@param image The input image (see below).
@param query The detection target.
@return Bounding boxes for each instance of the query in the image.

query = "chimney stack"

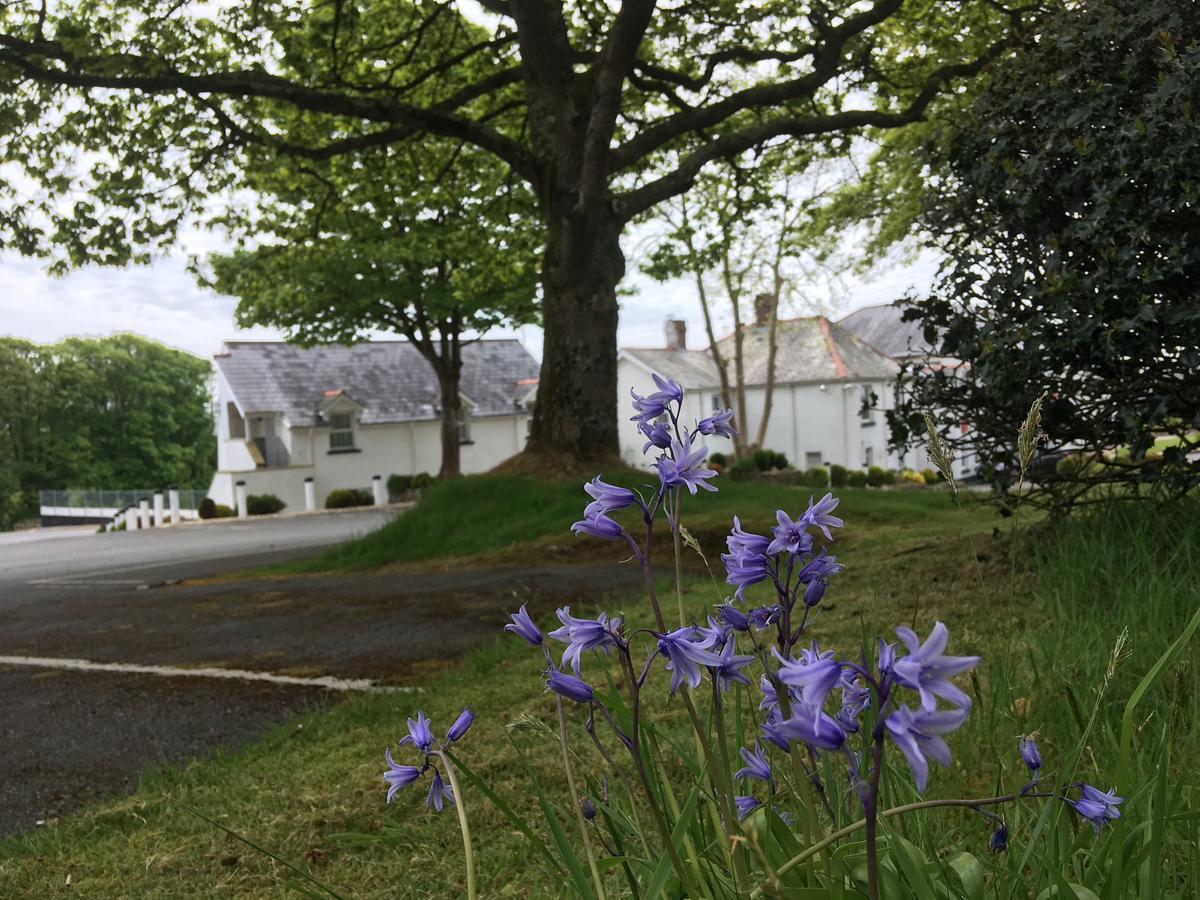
[754,293,774,328]
[664,318,687,351]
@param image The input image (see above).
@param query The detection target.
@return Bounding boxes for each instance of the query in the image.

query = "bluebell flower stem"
[554,695,608,900]
[712,678,752,897]
[864,727,886,900]
[434,753,476,900]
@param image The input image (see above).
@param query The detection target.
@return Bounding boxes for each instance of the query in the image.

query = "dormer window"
[329,412,356,451]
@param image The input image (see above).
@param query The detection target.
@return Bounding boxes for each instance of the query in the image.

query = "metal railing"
[39,489,209,511]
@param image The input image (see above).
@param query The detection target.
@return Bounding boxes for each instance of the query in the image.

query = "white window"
[860,386,876,425]
[457,407,472,444]
[712,394,721,412]
[329,413,355,451]
[806,452,823,469]
[865,445,875,467]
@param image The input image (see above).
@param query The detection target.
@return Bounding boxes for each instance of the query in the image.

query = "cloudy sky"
[0,238,939,361]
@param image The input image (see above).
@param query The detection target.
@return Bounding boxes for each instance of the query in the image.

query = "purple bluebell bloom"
[1020,736,1042,772]
[447,708,475,742]
[884,703,970,793]
[767,509,815,557]
[545,668,595,704]
[630,374,684,427]
[804,579,827,607]
[697,408,737,439]
[748,605,782,629]
[718,603,751,632]
[426,770,455,812]
[797,553,843,585]
[655,430,718,495]
[504,604,543,645]
[657,626,724,692]
[735,795,763,821]
[763,705,847,751]
[891,622,981,711]
[400,711,435,753]
[548,608,622,674]
[800,492,844,541]
[580,797,597,820]
[722,517,772,599]
[696,614,730,650]
[712,638,755,693]
[583,476,639,518]
[1065,784,1123,831]
[775,645,842,719]
[835,672,871,733]
[383,749,422,803]
[640,421,673,454]
[735,743,772,783]
[759,674,780,715]
[571,511,627,541]
[989,823,1009,853]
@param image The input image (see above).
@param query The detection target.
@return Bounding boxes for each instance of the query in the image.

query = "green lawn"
[1,479,1196,897]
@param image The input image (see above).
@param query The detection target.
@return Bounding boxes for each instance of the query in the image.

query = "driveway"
[0,510,642,838]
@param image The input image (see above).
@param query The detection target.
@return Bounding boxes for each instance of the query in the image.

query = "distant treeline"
[0,334,215,530]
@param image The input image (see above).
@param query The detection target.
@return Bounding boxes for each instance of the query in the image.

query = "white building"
[208,340,539,511]
[619,316,904,471]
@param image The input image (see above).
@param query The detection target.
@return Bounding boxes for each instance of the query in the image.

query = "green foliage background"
[0,333,215,529]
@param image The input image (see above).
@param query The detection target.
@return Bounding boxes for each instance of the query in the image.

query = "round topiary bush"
[729,458,758,481]
[866,465,887,487]
[197,497,217,520]
[214,503,236,518]
[922,468,940,484]
[709,451,728,468]
[847,470,869,487]
[412,472,435,490]
[246,493,286,516]
[325,488,374,509]
[830,464,848,487]
[803,466,828,488]
[387,474,413,500]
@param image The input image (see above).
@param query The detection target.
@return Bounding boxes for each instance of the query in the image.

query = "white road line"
[0,655,416,694]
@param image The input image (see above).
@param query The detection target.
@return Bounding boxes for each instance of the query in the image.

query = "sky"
[0,240,940,362]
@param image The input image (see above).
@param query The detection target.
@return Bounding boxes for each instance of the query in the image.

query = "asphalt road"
[0,511,641,838]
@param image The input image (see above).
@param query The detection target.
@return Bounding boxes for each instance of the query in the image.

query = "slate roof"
[837,303,935,359]
[622,317,898,387]
[215,340,539,427]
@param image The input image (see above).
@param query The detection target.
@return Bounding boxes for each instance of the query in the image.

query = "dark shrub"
[867,466,887,487]
[847,470,869,488]
[709,451,729,468]
[214,503,236,518]
[753,449,790,471]
[804,466,828,488]
[325,488,374,509]
[197,497,217,520]
[246,494,286,516]
[412,472,435,490]
[730,458,758,481]
[922,468,940,484]
[883,469,898,486]
[830,464,849,487]
[387,474,413,500]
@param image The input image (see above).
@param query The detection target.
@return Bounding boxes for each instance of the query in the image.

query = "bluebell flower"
[800,493,843,541]
[545,667,595,704]
[697,408,737,439]
[657,626,724,692]
[759,674,780,715]
[722,517,772,599]
[630,374,683,427]
[767,509,815,557]
[891,622,981,711]
[696,614,730,650]
[884,704,970,793]
[571,511,627,541]
[655,430,718,495]
[763,705,847,751]
[426,770,455,812]
[799,553,843,607]
[504,604,543,645]
[712,638,755,693]
[446,708,475,742]
[775,645,842,719]
[400,711,435,753]
[735,743,772,783]
[748,605,782,629]
[548,607,622,674]
[1065,784,1123,831]
[989,823,1009,853]
[718,603,751,631]
[736,795,763,821]
[1020,736,1042,772]
[804,579,826,607]
[583,476,639,518]
[383,749,422,803]
[580,797,597,820]
[640,421,672,454]
[835,672,870,733]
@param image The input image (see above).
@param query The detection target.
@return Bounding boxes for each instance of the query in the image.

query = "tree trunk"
[435,333,463,480]
[525,204,624,464]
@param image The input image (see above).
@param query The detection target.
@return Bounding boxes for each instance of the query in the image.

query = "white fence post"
[125,506,138,531]
[372,474,386,507]
[168,486,181,525]
[138,497,151,530]
[153,491,165,527]
[235,480,248,518]
[304,477,316,512]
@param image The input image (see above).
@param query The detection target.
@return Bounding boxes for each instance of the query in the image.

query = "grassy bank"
[1,482,1195,897]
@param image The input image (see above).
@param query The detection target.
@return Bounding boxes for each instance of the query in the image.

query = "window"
[859,385,876,425]
[864,446,874,467]
[805,452,823,469]
[329,413,355,451]
[457,407,472,444]
[712,394,722,412]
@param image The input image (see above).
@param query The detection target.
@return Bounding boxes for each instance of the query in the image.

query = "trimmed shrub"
[412,472,435,490]
[830,464,849,487]
[848,470,869,488]
[387,474,413,500]
[197,498,217,520]
[325,488,374,510]
[729,458,758,481]
[922,467,941,484]
[752,448,789,471]
[803,466,829,488]
[246,494,286,516]
[709,451,729,468]
[867,466,887,487]
[901,469,926,485]
[214,504,236,518]
[883,469,898,485]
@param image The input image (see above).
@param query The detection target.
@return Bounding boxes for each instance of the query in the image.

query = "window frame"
[328,412,357,452]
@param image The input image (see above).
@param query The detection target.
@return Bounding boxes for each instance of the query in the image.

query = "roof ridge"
[817,318,848,379]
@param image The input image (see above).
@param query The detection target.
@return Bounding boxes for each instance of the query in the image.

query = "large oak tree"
[0,0,1023,463]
